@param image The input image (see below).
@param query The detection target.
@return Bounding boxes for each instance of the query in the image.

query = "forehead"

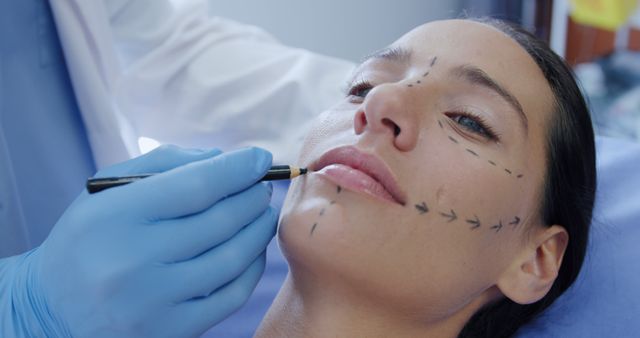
[390,19,554,132]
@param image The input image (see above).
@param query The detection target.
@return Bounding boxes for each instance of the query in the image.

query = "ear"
[496,225,569,304]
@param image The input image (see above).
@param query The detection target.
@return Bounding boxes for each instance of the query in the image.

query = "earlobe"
[496,225,569,304]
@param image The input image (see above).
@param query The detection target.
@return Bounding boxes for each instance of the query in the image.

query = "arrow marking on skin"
[466,215,481,229]
[439,209,457,222]
[509,216,520,226]
[490,220,503,233]
[415,202,429,214]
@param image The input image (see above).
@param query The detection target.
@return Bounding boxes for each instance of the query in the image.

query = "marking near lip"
[415,202,429,214]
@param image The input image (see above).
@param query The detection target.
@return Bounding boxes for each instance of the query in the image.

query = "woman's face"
[279,20,555,319]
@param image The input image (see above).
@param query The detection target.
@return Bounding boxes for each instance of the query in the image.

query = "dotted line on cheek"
[439,120,524,179]
[413,201,522,234]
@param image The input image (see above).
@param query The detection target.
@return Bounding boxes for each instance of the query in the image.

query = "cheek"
[278,174,517,317]
[296,107,355,167]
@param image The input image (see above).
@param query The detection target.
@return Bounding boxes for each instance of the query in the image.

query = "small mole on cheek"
[407,84,413,87]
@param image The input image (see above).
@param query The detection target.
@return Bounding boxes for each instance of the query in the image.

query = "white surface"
[207,0,463,61]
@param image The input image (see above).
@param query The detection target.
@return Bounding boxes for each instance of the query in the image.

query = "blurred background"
[209,0,640,141]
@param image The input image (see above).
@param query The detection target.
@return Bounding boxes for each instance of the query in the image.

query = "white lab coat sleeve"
[108,0,356,164]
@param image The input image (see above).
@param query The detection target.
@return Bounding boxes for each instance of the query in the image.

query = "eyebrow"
[360,46,412,64]
[356,48,529,133]
[450,64,529,133]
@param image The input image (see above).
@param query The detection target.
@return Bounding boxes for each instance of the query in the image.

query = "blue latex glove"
[0,145,278,337]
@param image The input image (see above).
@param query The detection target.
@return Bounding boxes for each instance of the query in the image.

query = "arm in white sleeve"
[108,0,355,164]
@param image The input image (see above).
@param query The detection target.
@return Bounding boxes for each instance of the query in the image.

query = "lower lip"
[315,164,397,204]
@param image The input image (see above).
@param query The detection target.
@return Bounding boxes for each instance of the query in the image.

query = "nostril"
[382,118,401,137]
[359,112,367,126]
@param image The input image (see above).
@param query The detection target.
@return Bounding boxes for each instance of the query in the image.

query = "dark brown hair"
[458,18,597,338]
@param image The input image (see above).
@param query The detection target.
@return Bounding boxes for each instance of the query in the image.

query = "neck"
[255,269,485,338]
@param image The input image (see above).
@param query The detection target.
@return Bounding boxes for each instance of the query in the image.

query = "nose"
[353,83,420,151]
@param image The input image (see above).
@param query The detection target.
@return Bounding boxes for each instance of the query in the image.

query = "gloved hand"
[0,145,278,338]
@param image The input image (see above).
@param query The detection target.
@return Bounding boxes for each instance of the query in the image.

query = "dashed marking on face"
[504,169,512,175]
[448,136,459,144]
[465,148,479,157]
[310,222,318,236]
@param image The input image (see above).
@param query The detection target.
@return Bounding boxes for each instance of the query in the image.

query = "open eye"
[347,81,374,100]
[447,111,499,141]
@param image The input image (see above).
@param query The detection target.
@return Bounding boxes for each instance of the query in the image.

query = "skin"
[255,19,569,338]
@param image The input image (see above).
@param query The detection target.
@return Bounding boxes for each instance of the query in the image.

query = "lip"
[309,146,407,205]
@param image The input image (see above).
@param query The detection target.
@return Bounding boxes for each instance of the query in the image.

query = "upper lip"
[310,146,407,205]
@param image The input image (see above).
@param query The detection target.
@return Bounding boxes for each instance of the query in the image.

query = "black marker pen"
[86,165,307,194]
